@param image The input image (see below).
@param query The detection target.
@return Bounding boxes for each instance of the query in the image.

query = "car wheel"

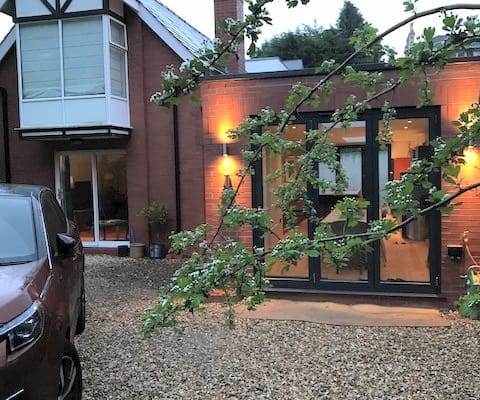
[75,277,86,335]
[58,340,82,400]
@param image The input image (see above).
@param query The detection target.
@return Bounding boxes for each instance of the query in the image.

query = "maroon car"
[0,185,85,400]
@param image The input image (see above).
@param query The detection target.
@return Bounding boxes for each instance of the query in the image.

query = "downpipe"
[0,87,11,183]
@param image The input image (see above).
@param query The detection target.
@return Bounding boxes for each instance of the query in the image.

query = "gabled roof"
[0,26,14,62]
[0,0,212,63]
[138,0,211,60]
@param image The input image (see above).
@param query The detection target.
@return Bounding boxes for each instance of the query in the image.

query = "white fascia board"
[0,27,15,63]
[137,3,192,61]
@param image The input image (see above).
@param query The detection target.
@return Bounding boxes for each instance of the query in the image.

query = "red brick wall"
[429,61,480,299]
[124,9,206,245]
[200,61,480,299]
[0,46,54,187]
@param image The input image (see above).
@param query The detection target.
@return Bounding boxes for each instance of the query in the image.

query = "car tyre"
[58,340,82,400]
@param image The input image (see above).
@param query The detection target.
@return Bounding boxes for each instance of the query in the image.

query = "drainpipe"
[0,87,11,183]
[172,105,181,232]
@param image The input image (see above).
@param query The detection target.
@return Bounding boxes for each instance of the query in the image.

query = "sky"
[0,0,476,56]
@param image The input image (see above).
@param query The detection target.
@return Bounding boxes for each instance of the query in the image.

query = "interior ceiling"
[390,118,429,143]
[275,118,429,144]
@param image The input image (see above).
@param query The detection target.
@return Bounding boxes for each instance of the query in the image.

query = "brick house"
[0,0,209,252]
[1,0,479,301]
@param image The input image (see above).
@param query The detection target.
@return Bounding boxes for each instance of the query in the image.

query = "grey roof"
[138,0,212,58]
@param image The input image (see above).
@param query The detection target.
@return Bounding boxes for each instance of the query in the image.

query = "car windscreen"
[0,197,38,264]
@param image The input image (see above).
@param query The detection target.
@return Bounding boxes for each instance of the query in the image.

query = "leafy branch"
[143,2,480,332]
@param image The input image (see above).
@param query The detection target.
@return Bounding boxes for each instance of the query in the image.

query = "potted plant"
[138,201,168,258]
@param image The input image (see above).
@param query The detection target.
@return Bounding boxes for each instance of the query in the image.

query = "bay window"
[17,15,129,131]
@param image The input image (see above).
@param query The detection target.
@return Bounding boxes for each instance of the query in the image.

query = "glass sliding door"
[262,124,310,279]
[317,121,368,282]
[59,153,94,241]
[56,151,128,245]
[378,118,431,283]
[253,109,440,293]
[97,154,128,241]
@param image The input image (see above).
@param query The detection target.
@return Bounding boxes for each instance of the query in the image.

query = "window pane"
[110,19,125,48]
[318,121,367,282]
[110,47,126,98]
[262,124,309,278]
[20,22,61,99]
[65,154,94,242]
[97,154,129,241]
[0,198,37,263]
[379,118,430,283]
[63,17,105,96]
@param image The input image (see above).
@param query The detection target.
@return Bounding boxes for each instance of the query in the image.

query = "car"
[0,184,85,400]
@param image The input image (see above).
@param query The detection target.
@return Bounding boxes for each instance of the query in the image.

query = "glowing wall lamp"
[220,142,234,189]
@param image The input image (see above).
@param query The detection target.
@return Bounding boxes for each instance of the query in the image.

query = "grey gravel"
[77,254,480,400]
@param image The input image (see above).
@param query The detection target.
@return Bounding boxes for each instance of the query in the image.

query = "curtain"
[20,22,61,99]
[110,47,126,98]
[63,17,105,96]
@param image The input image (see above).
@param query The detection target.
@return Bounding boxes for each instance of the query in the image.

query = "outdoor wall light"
[222,143,229,156]
[447,245,463,260]
[223,174,232,189]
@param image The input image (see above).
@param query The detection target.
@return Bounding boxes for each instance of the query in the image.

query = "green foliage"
[142,1,480,332]
[255,1,382,67]
[455,285,480,320]
[138,201,168,226]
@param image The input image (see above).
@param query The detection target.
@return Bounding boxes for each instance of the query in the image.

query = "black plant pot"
[149,243,166,259]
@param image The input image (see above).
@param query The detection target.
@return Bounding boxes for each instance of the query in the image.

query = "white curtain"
[63,17,105,96]
[20,22,61,99]
[340,147,362,193]
[318,147,363,194]
[378,149,389,211]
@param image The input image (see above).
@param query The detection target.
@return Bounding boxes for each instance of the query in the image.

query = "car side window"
[41,191,68,253]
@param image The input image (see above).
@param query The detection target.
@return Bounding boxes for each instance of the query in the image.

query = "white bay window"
[17,15,129,131]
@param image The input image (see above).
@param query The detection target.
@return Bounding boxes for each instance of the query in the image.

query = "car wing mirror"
[56,233,76,258]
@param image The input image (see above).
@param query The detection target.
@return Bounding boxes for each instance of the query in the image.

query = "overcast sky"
[0,0,476,55]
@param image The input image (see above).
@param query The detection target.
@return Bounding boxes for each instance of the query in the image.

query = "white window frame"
[108,17,128,100]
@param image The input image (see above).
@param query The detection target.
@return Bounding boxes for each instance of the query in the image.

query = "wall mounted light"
[222,143,229,156]
[223,174,232,189]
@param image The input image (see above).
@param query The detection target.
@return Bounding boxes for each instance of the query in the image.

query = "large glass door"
[262,123,311,284]
[55,151,129,246]
[254,109,441,294]
[376,116,439,290]
[317,121,368,283]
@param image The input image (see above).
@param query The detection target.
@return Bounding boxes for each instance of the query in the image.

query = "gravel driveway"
[77,255,480,400]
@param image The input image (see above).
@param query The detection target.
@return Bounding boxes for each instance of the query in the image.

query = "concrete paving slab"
[236,299,450,327]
